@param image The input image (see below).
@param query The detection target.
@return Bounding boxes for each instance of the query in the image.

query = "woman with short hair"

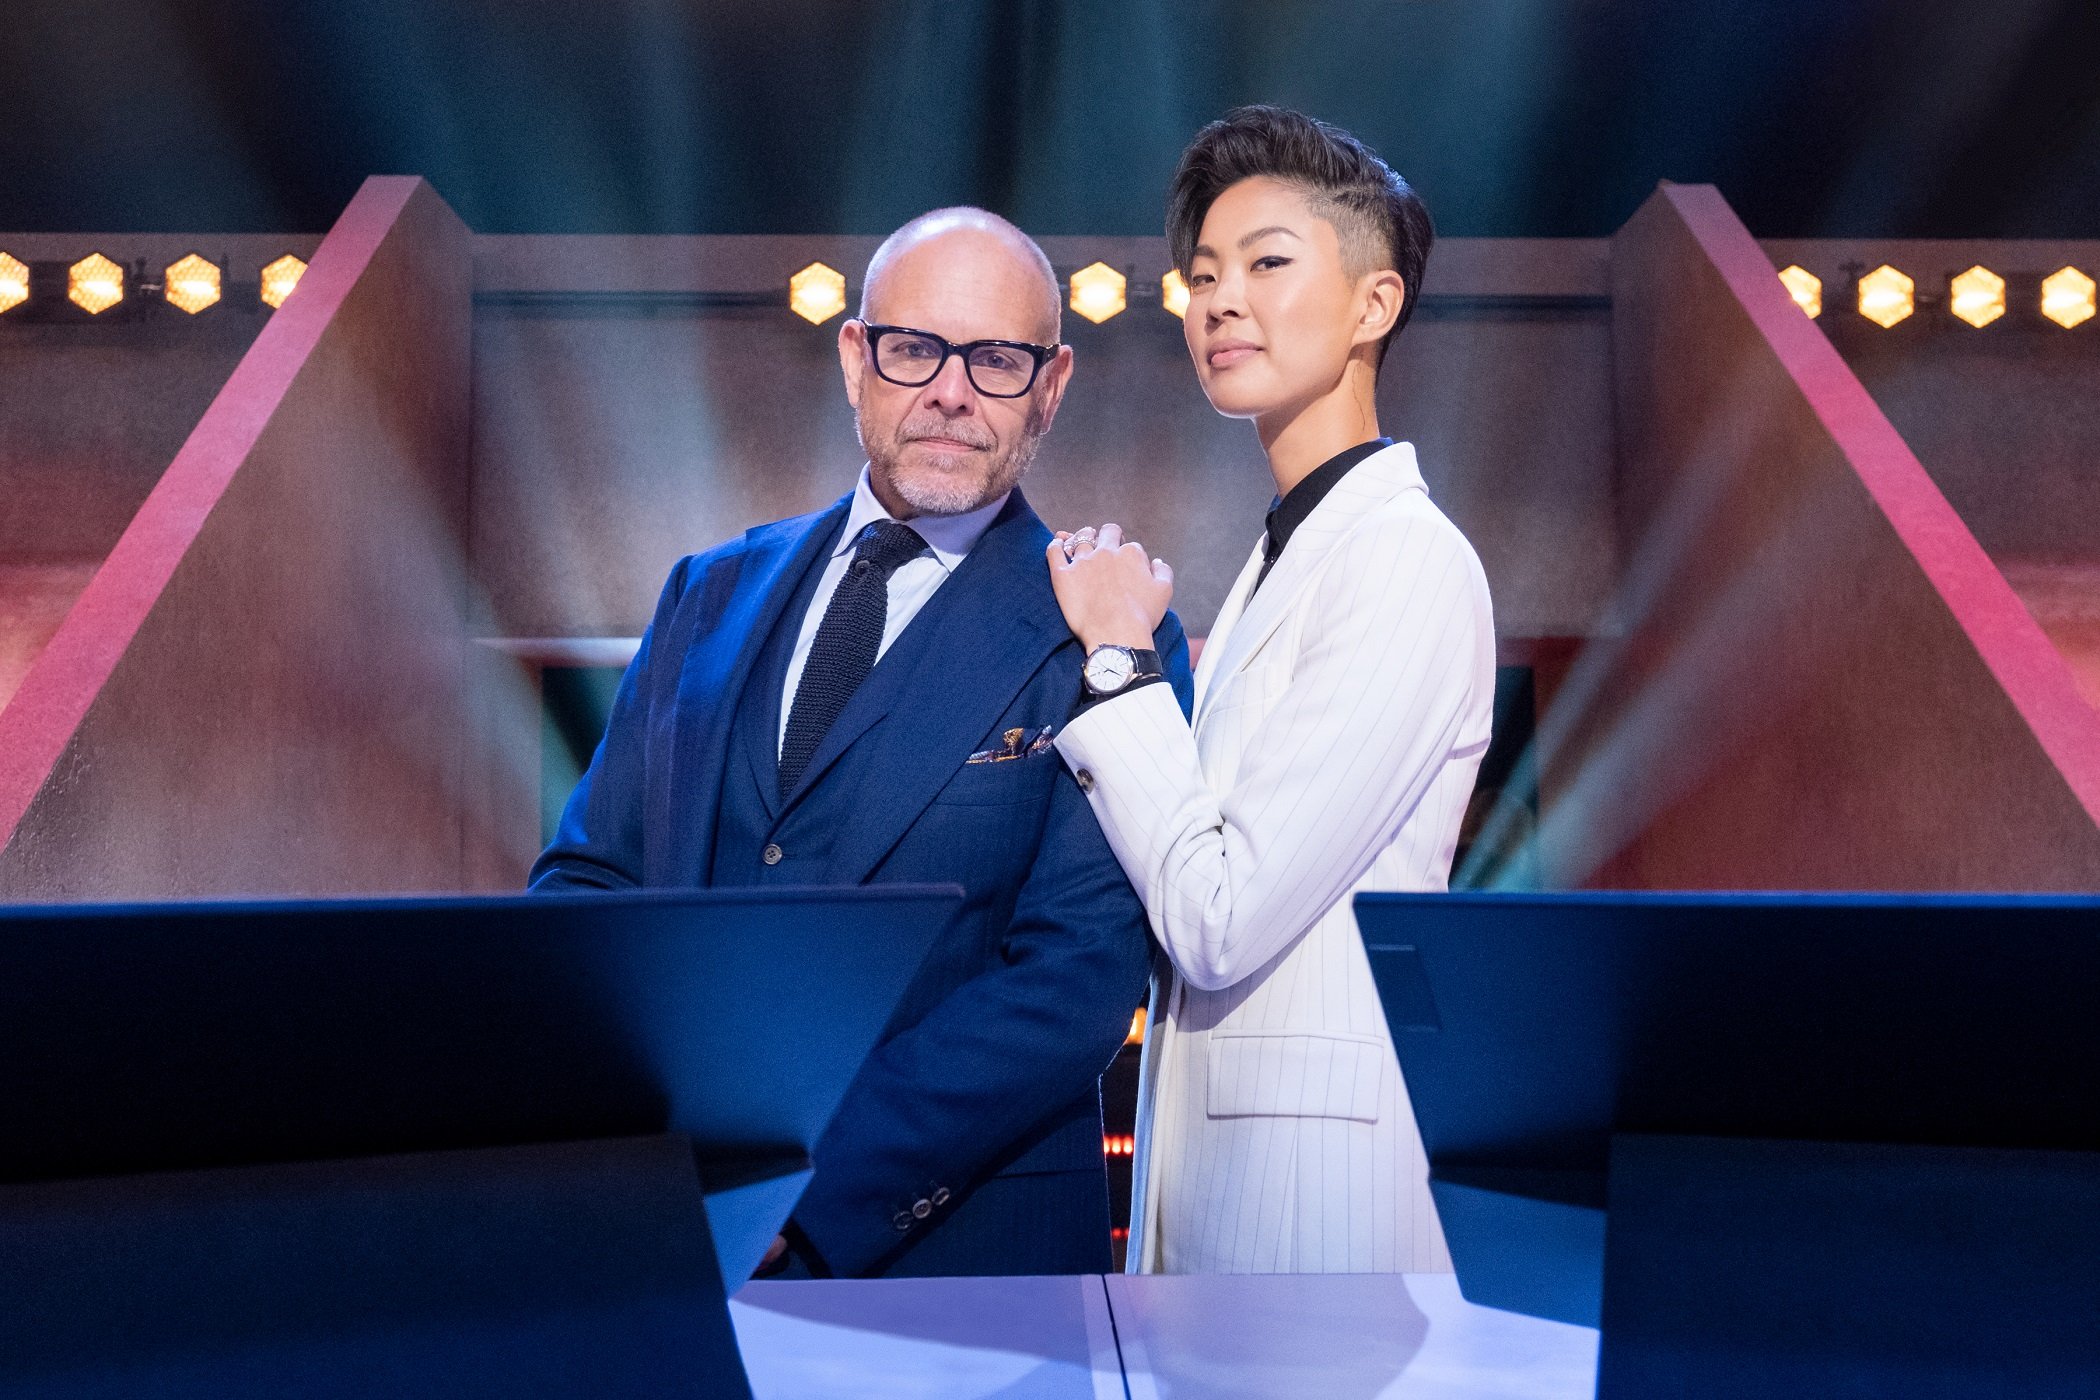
[1048,106,1496,1274]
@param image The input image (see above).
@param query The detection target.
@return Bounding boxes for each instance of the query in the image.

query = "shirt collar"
[834,465,1008,573]
[1264,437,1392,563]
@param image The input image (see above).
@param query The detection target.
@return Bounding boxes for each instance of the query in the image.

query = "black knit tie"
[779,520,928,796]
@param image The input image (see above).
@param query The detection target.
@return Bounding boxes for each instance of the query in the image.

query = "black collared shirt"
[1252,437,1392,595]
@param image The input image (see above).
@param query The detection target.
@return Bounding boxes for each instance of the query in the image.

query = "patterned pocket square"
[966,726,1056,764]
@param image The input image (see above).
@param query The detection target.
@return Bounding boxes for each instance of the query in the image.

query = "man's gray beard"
[863,406,1047,517]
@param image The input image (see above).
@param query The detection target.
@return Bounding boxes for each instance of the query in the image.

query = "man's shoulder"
[659,498,848,606]
[962,490,1058,611]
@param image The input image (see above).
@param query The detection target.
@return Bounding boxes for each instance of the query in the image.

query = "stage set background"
[4,0,2099,1257]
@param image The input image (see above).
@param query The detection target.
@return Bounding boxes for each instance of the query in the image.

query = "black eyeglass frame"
[855,320,1062,398]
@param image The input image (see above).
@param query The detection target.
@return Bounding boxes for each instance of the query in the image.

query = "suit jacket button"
[1075,769,1095,794]
[762,843,784,866]
[931,1187,950,1206]
[911,1198,932,1219]
[892,1209,913,1231]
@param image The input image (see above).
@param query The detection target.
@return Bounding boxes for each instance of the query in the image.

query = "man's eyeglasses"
[857,321,1060,399]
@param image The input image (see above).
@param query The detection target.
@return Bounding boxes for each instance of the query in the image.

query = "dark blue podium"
[0,885,959,1399]
[1357,891,2100,1400]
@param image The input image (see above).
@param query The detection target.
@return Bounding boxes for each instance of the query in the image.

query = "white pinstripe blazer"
[1056,442,1495,1274]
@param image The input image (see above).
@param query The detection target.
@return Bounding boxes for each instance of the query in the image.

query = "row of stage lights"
[1777,262,2096,330]
[790,257,2100,331]
[0,251,309,318]
[14,248,2089,334]
[790,259,1180,326]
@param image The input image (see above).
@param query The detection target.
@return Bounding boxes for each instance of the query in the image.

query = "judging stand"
[1359,892,2100,1400]
[0,888,955,1400]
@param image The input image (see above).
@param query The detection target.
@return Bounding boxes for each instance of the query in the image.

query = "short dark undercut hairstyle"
[1166,104,1434,365]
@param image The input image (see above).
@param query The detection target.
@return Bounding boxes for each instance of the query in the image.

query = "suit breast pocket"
[1205,1030,1386,1123]
[934,748,1060,806]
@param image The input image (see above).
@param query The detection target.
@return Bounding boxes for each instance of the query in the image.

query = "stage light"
[1126,1006,1146,1045]
[1161,268,1190,319]
[68,253,125,315]
[260,254,307,309]
[163,254,222,315]
[0,253,26,314]
[1776,265,1821,318]
[1856,264,1913,328]
[788,261,847,324]
[1948,265,2005,329]
[1069,262,1126,323]
[2041,266,2096,330]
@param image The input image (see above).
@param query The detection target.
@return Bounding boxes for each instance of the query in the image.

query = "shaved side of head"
[860,206,1062,343]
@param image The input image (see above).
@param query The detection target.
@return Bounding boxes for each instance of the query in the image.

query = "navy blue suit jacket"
[530,488,1191,1277]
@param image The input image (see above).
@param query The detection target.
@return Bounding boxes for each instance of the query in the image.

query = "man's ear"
[1032,344,1076,434]
[837,318,867,409]
[1352,271,1405,349]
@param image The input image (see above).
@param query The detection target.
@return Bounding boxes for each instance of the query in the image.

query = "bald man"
[532,208,1192,1279]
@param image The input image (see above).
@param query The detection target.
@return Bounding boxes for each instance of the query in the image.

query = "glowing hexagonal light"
[260,254,307,309]
[1856,264,1914,329]
[0,253,27,314]
[1777,265,1821,318]
[68,253,125,315]
[164,253,222,315]
[788,261,847,324]
[2041,266,2096,330]
[1161,268,1190,319]
[1068,261,1126,324]
[1948,265,2005,329]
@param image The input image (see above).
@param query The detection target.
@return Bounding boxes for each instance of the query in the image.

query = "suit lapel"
[1200,442,1429,716]
[812,492,1064,884]
[667,497,848,882]
[737,628,787,821]
[738,563,823,823]
[1193,542,1265,718]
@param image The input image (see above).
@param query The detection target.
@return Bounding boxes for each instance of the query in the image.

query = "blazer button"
[931,1187,950,1206]
[911,1198,932,1219]
[892,1209,913,1232]
[762,843,784,866]
[1075,770,1095,794]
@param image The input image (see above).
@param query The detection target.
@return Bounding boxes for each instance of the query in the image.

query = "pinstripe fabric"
[1055,442,1495,1275]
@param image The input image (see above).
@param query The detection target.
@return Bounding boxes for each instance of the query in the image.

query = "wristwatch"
[1081,645,1164,698]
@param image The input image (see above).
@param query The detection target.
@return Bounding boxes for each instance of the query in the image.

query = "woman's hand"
[1046,523,1174,651]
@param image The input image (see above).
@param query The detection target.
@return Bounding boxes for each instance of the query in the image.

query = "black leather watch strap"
[1075,672,1168,716]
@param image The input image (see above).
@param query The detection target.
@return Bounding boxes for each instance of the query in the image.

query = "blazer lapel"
[737,633,787,821]
[666,496,848,882]
[1193,542,1265,718]
[1200,442,1429,715]
[816,493,1065,883]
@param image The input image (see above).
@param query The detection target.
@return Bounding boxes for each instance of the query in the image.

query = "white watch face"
[1086,648,1135,692]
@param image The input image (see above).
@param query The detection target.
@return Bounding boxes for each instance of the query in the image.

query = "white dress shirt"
[778,467,1008,753]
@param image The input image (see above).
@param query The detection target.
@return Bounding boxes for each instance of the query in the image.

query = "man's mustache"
[898,420,995,450]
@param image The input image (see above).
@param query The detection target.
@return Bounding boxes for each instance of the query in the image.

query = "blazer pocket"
[934,748,1059,806]
[1205,1030,1385,1123]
